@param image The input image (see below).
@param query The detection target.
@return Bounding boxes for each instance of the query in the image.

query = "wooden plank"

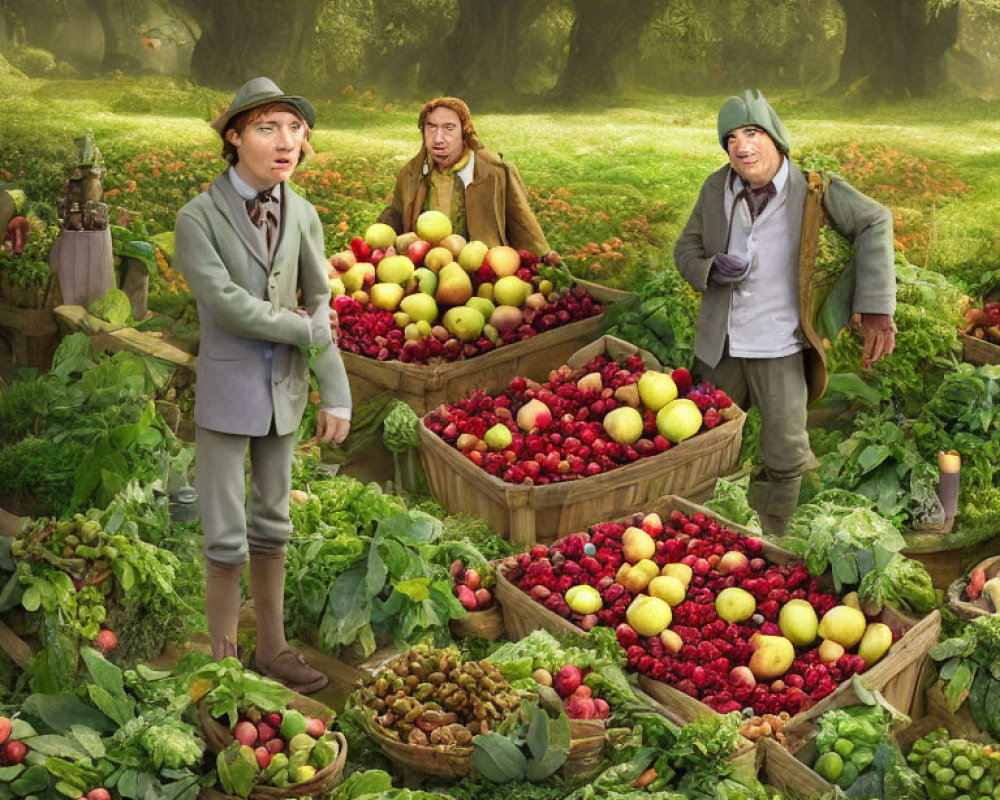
[54,305,195,370]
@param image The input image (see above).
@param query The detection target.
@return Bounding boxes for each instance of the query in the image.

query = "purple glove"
[711,252,750,284]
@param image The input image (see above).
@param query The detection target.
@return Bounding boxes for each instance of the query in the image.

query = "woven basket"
[198,731,347,800]
[946,555,1000,621]
[420,336,744,548]
[961,333,1000,366]
[360,710,475,778]
[449,604,505,640]
[197,693,336,755]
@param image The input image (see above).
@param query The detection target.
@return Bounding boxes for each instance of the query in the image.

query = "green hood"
[717,90,790,154]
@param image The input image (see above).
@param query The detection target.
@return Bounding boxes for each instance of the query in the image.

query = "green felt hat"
[717,90,789,154]
[210,77,316,135]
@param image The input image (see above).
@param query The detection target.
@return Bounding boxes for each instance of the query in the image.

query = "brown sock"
[205,559,244,660]
[247,547,289,669]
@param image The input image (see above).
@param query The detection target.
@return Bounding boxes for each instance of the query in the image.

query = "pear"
[857,622,893,666]
[621,526,656,562]
[395,232,420,252]
[465,296,495,320]
[412,267,438,295]
[778,598,819,647]
[817,605,867,650]
[493,275,532,307]
[341,262,375,293]
[626,595,672,637]
[376,254,415,285]
[442,306,486,342]
[458,240,489,272]
[435,263,473,306]
[399,293,438,323]
[715,587,756,622]
[369,282,404,311]
[748,635,795,680]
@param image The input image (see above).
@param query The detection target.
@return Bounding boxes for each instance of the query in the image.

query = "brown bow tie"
[744,182,776,221]
[246,190,278,252]
[246,191,274,228]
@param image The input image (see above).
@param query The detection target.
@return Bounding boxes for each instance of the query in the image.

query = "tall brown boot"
[205,559,244,661]
[248,548,327,694]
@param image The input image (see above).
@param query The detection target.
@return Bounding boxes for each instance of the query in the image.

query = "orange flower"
[104,188,121,197]
[125,180,138,193]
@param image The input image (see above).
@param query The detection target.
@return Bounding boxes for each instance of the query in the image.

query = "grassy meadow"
[2,72,1000,293]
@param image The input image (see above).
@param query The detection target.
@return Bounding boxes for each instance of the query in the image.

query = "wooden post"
[120,257,149,320]
[48,228,114,308]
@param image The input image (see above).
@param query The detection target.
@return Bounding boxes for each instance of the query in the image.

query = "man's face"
[726,125,782,189]
[227,110,306,191]
[423,106,464,171]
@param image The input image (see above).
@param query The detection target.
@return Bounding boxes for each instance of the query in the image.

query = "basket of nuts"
[354,645,521,777]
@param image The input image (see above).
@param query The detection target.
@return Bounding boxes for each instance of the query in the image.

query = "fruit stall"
[2,182,1000,800]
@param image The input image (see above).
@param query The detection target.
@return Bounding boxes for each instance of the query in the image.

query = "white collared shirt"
[722,158,803,359]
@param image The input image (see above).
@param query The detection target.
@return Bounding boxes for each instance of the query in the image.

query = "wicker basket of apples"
[197,698,345,798]
[418,335,744,547]
[327,215,605,414]
[353,644,521,778]
[448,558,505,641]
[961,300,1000,365]
[495,494,940,730]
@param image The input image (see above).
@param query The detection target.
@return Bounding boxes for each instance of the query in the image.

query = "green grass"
[3,74,1000,290]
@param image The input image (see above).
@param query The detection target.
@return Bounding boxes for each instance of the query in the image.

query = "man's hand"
[851,312,896,368]
[316,410,350,444]
[544,250,563,267]
[296,304,334,348]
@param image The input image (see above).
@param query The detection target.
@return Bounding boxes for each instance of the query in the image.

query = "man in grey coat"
[674,90,896,536]
[175,77,351,693]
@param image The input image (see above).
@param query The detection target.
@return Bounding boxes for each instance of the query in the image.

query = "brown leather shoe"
[258,649,328,695]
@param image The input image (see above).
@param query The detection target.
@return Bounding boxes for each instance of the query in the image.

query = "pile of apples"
[499,508,898,717]
[532,664,610,720]
[962,300,1000,344]
[450,558,494,611]
[327,212,602,364]
[226,707,338,785]
[424,354,736,484]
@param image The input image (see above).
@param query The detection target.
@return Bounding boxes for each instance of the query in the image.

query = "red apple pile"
[450,559,494,611]
[230,708,327,771]
[0,717,25,767]
[499,509,873,717]
[423,355,735,484]
[962,300,1000,344]
[333,286,601,364]
[533,664,610,720]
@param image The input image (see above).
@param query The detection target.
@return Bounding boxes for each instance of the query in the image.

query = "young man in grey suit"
[175,77,351,693]
[674,90,897,537]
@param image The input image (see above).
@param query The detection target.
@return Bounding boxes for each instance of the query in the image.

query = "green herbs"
[186,657,293,728]
[858,552,940,615]
[598,265,698,370]
[929,614,1000,740]
[322,510,465,655]
[783,490,906,592]
[810,408,942,527]
[471,700,571,783]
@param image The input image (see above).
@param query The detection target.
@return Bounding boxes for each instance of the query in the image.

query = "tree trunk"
[837,0,958,96]
[184,0,324,89]
[85,0,144,72]
[419,0,550,104]
[554,0,667,98]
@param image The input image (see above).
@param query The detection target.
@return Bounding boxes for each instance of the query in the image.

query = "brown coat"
[378,147,550,256]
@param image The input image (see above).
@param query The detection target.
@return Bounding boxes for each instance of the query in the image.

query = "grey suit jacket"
[175,172,350,437]
[674,162,896,377]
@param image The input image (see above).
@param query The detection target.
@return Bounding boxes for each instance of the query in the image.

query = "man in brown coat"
[379,97,561,264]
